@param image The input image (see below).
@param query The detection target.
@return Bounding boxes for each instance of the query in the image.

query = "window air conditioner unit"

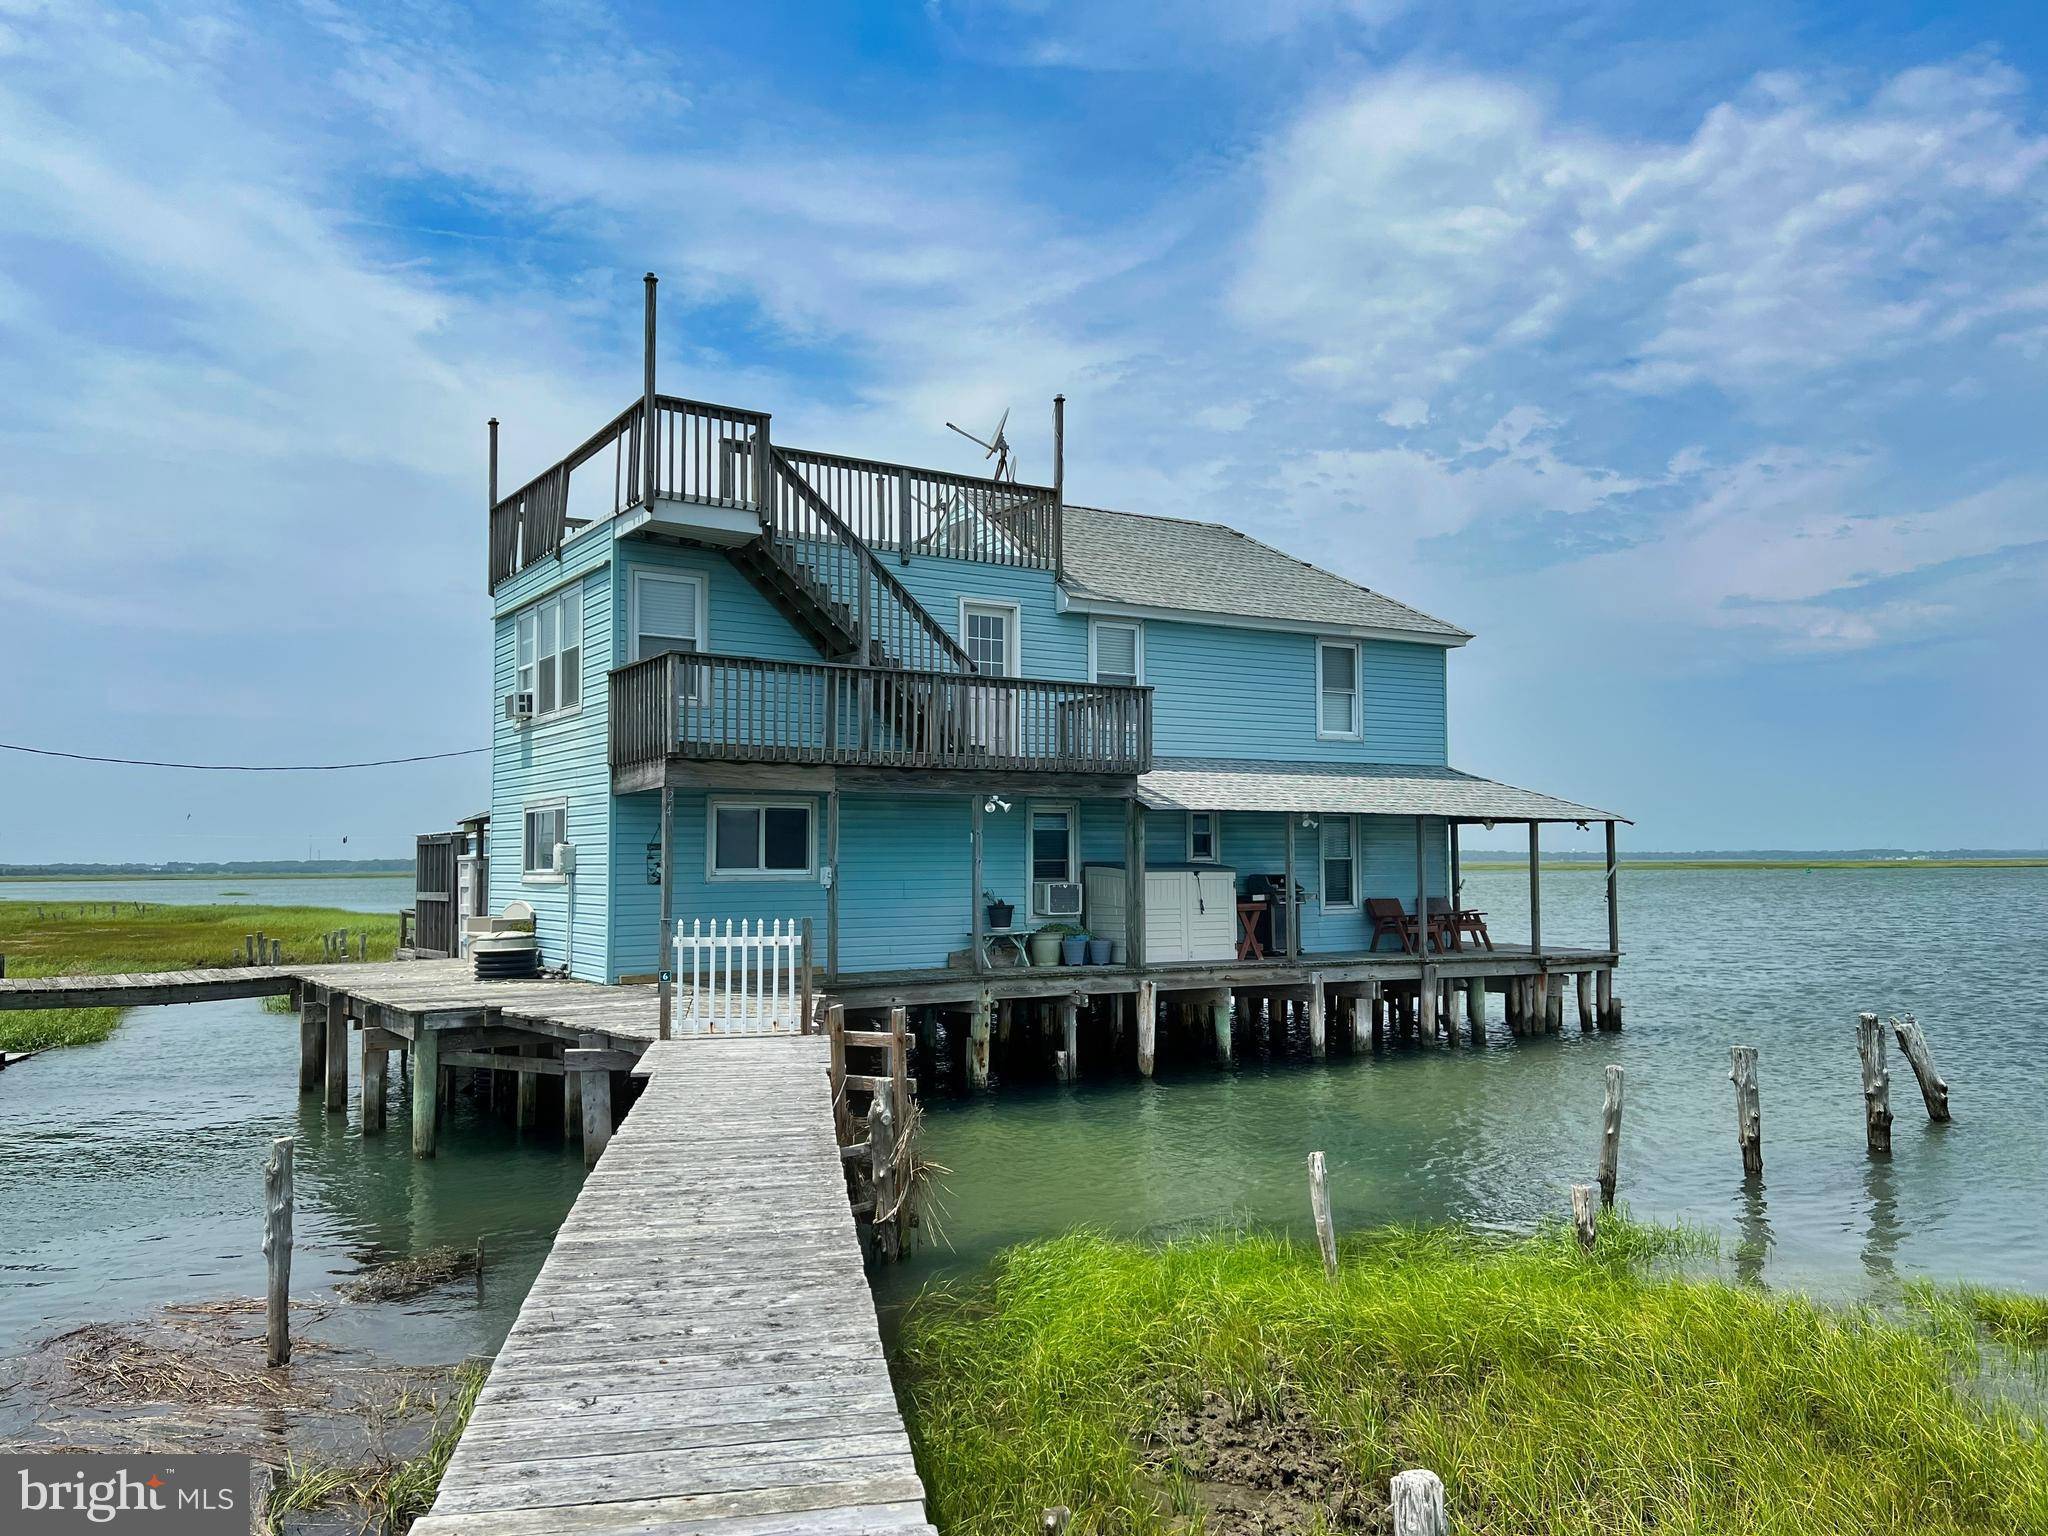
[504,691,535,722]
[1035,880,1082,918]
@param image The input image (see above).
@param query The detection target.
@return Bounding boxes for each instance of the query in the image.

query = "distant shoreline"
[0,869,409,881]
[1464,858,2048,871]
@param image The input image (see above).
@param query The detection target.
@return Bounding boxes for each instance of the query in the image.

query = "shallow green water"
[876,864,2048,1309]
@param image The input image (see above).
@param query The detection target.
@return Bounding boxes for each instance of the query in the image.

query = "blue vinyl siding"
[488,527,615,979]
[616,542,820,664]
[894,556,1087,679]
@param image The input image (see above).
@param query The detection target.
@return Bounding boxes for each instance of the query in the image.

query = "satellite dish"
[945,408,1017,482]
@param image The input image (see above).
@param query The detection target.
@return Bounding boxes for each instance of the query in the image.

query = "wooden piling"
[1212,989,1234,1062]
[1576,971,1595,1030]
[263,1136,293,1367]
[1391,1469,1447,1536]
[412,1029,440,1159]
[1857,1011,1892,1155]
[1136,980,1157,1077]
[1730,1045,1762,1178]
[1597,967,1615,1028]
[1058,995,1079,1082]
[323,993,348,1113]
[298,998,326,1093]
[867,1089,901,1263]
[1890,1014,1950,1122]
[1307,1150,1338,1280]
[516,1044,540,1130]
[1571,1183,1597,1250]
[1467,978,1485,1043]
[1419,973,1438,1039]
[968,990,993,1089]
[1544,974,1563,1033]
[245,934,256,966]
[361,1028,387,1133]
[570,1048,614,1168]
[1599,1065,1623,1207]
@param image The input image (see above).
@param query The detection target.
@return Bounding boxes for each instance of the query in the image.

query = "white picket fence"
[675,917,809,1033]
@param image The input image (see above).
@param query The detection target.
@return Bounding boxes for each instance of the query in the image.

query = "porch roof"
[1137,758,1628,824]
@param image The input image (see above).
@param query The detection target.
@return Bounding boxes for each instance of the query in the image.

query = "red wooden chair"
[1366,898,1418,953]
[1429,895,1493,952]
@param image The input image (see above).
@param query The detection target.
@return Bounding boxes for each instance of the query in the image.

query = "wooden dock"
[411,1033,935,1536]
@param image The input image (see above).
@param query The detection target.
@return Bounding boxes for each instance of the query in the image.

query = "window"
[709,799,814,880]
[632,570,703,661]
[1027,801,1078,913]
[1188,811,1220,862]
[1318,640,1360,739]
[1320,816,1357,909]
[515,585,583,718]
[1090,620,1142,686]
[523,801,567,878]
[962,600,1016,675]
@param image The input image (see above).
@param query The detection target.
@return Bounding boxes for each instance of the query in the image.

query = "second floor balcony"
[609,651,1152,786]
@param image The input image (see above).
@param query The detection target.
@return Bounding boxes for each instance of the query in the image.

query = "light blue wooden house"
[483,278,1624,1068]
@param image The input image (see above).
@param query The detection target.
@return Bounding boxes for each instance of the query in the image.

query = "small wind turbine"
[946,408,1017,482]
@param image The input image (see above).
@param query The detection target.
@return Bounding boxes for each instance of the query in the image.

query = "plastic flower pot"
[1029,930,1063,966]
[1087,937,1113,965]
[986,900,1015,930]
[1061,936,1089,967]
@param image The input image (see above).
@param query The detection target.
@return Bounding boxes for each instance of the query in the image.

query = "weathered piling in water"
[568,1047,614,1168]
[1730,1045,1762,1177]
[361,1027,389,1133]
[1308,973,1327,1059]
[412,1030,441,1158]
[263,1136,293,1367]
[868,1089,901,1264]
[1466,978,1485,1042]
[1136,980,1158,1076]
[1544,975,1563,1033]
[1391,1469,1447,1536]
[298,996,326,1093]
[1890,1014,1949,1122]
[1057,995,1079,1082]
[1576,971,1595,1030]
[1596,1064,1625,1206]
[1571,1183,1597,1250]
[1307,1151,1338,1280]
[324,992,349,1113]
[1857,1011,1892,1155]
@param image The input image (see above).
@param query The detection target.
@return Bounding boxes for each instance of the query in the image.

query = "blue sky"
[2,0,2045,860]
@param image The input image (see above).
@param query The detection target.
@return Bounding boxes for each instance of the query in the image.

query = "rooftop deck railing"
[609,652,1150,777]
[776,446,1060,572]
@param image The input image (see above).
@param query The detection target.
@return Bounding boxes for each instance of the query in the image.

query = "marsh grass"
[263,1361,484,1534]
[901,1222,2048,1535]
[0,900,399,1052]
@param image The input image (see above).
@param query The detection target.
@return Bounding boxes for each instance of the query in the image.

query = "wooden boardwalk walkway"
[411,1033,935,1536]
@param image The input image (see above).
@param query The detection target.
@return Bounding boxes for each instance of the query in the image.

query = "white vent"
[1035,880,1082,918]
[503,691,535,722]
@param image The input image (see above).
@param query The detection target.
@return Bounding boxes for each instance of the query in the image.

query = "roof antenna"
[945,407,1016,482]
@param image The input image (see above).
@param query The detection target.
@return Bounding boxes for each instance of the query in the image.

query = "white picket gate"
[676,917,808,1033]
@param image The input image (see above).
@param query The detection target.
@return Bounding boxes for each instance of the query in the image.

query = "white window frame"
[1318,814,1358,912]
[1317,639,1362,741]
[706,797,816,882]
[1025,799,1080,916]
[958,597,1022,677]
[522,798,568,883]
[514,584,584,722]
[631,568,708,703]
[1088,619,1143,686]
[1187,810,1221,863]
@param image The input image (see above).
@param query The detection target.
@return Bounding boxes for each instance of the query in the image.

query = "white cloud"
[1234,59,2048,401]
[1379,396,1429,429]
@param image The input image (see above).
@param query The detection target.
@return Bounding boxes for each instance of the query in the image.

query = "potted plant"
[1087,933,1113,965]
[1028,923,1067,967]
[984,890,1014,931]
[1061,929,1090,967]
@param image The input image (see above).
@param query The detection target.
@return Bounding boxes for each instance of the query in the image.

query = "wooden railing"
[777,446,1059,571]
[609,652,1150,775]
[767,450,975,675]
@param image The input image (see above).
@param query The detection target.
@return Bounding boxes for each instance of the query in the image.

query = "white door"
[1190,869,1238,961]
[962,601,1017,752]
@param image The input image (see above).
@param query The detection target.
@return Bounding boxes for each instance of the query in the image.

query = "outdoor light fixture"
[985,796,1012,814]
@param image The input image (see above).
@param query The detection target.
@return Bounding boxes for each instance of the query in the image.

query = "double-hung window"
[1028,801,1078,915]
[632,569,707,702]
[1188,811,1220,862]
[1317,640,1360,740]
[516,586,583,718]
[1089,620,1142,686]
[1320,816,1357,910]
[523,800,567,878]
[709,799,814,880]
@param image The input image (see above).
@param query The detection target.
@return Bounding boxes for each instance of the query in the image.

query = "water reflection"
[1861,1158,1902,1283]
[1734,1184,1774,1286]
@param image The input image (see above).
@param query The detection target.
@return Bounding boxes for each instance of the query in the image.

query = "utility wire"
[0,741,487,772]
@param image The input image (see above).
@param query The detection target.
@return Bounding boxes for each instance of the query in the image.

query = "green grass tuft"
[900,1223,2048,1535]
[0,900,399,1053]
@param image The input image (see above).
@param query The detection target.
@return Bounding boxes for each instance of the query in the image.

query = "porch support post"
[1605,819,1620,956]
[827,786,841,979]
[1414,817,1431,1035]
[1125,796,1147,969]
[1284,813,1299,962]
[657,782,675,1041]
[411,1027,440,1159]
[1529,821,1543,958]
[970,793,986,975]
[1450,821,1462,909]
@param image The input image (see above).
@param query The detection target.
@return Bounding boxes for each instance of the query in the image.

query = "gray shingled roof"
[1140,758,1627,823]
[1061,504,1472,642]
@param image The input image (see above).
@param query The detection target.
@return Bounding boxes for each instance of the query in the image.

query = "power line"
[0,741,487,772]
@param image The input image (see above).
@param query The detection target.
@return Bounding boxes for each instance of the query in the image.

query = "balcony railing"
[609,652,1151,776]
